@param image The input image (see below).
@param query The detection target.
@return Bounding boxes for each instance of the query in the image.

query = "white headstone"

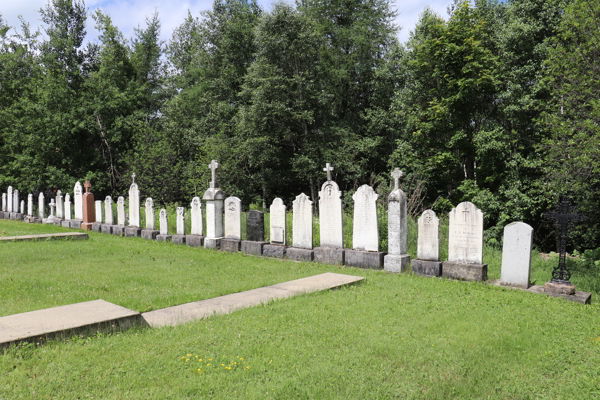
[95,200,102,223]
[388,169,408,255]
[270,198,286,245]
[417,210,440,261]
[352,184,379,252]
[318,180,344,248]
[20,200,24,214]
[49,199,56,217]
[292,193,313,249]
[448,201,484,264]
[500,222,533,288]
[117,196,125,225]
[105,196,113,225]
[224,197,241,239]
[128,174,140,227]
[7,186,13,212]
[159,209,168,235]
[56,190,63,218]
[38,193,45,218]
[28,194,33,217]
[145,198,155,230]
[74,181,83,220]
[190,197,203,235]
[13,190,19,213]
[176,207,185,235]
[1,193,5,211]
[64,193,71,220]
[203,160,226,239]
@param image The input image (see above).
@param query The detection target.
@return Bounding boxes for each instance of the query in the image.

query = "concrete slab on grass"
[0,300,141,348]
[142,272,364,328]
[0,232,88,242]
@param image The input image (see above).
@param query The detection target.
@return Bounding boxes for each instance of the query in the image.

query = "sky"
[1,0,452,46]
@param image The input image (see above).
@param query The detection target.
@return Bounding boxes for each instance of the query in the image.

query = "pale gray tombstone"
[352,184,379,252]
[384,169,411,272]
[292,193,313,249]
[117,196,125,225]
[20,200,24,214]
[95,200,102,224]
[159,209,168,235]
[13,190,19,213]
[49,199,56,217]
[128,173,140,227]
[64,193,71,220]
[417,210,440,261]
[104,196,113,225]
[318,164,343,248]
[7,186,13,212]
[500,222,533,288]
[2,193,6,212]
[28,194,33,217]
[270,198,287,245]
[190,197,203,235]
[56,190,64,218]
[145,198,155,230]
[224,197,241,239]
[203,160,226,249]
[38,193,45,218]
[176,207,185,235]
[74,181,83,220]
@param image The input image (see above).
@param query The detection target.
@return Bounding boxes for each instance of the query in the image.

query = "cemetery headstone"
[28,194,33,217]
[141,198,159,240]
[442,201,487,281]
[104,196,113,225]
[38,193,45,219]
[221,197,241,252]
[93,200,103,231]
[117,197,125,225]
[128,173,140,227]
[411,209,442,276]
[287,193,314,262]
[56,190,64,219]
[263,198,287,258]
[156,209,172,242]
[172,207,186,245]
[314,163,345,265]
[81,181,96,231]
[203,160,226,249]
[2,193,5,212]
[74,181,83,220]
[20,200,24,214]
[13,190,19,214]
[384,169,411,273]
[346,184,384,269]
[7,186,13,213]
[241,210,267,256]
[500,222,533,288]
[190,197,203,236]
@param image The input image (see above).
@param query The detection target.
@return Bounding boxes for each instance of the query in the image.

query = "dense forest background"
[0,0,598,251]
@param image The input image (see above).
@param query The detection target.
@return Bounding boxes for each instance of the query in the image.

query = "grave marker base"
[172,235,186,245]
[286,247,314,262]
[345,249,385,269]
[69,220,82,229]
[101,224,113,235]
[111,225,124,236]
[241,240,266,256]
[384,254,411,273]
[186,235,205,247]
[263,244,286,258]
[220,238,240,252]
[544,282,576,295]
[314,247,345,265]
[411,259,442,277]
[124,227,142,237]
[204,237,220,249]
[141,229,159,240]
[92,222,103,232]
[156,234,172,242]
[442,261,488,281]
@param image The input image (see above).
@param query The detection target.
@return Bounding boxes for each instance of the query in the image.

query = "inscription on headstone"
[159,209,168,235]
[176,207,185,235]
[318,164,343,248]
[417,210,439,261]
[448,202,484,264]
[74,181,83,220]
[270,198,286,245]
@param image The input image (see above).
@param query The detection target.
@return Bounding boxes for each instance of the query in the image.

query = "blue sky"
[1,0,453,45]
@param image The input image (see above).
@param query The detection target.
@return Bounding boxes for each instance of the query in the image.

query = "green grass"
[1,219,600,399]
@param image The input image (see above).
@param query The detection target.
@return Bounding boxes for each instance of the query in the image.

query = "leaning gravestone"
[141,198,159,240]
[74,181,83,221]
[314,163,345,265]
[7,186,13,213]
[442,201,487,281]
[264,198,287,258]
[221,197,241,252]
[241,210,267,256]
[203,160,226,249]
[172,207,186,245]
[288,193,314,262]
[384,169,411,273]
[156,209,171,242]
[500,222,533,288]
[187,197,204,248]
[411,210,442,276]
[346,184,385,269]
[125,174,142,237]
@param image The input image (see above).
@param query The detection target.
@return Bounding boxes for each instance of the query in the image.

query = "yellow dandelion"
[220,364,225,366]
[187,354,192,357]
[232,362,237,365]
[239,357,244,360]
[199,359,203,361]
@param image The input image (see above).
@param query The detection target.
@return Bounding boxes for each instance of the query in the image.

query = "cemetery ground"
[1,220,599,399]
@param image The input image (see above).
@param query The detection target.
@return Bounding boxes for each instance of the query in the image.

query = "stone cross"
[391,168,403,190]
[544,197,586,284]
[208,160,219,188]
[84,180,91,193]
[462,203,470,222]
[49,199,56,216]
[323,163,334,181]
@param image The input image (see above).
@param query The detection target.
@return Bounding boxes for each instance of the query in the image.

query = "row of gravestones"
[1,162,534,288]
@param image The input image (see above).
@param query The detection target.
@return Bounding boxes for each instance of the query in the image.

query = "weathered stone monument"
[203,160,226,249]
[44,198,57,224]
[186,197,205,248]
[7,186,13,213]
[172,207,186,245]
[383,169,411,273]
[113,196,125,236]
[61,193,72,228]
[263,198,287,258]
[92,200,103,232]
[346,184,385,269]
[287,193,314,262]
[241,210,267,256]
[101,196,113,234]
[141,198,159,240]
[74,181,83,221]
[1,192,5,212]
[81,181,96,231]
[412,210,442,276]
[27,194,33,217]
[56,190,64,219]
[442,201,487,281]
[20,200,24,215]
[499,222,533,288]
[314,163,345,265]
[156,209,171,242]
[125,174,142,237]
[221,196,242,252]
[38,192,45,219]
[13,189,19,215]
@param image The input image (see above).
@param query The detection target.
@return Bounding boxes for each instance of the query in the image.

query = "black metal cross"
[544,196,586,284]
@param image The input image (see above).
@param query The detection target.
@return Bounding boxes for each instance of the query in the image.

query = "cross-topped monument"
[544,196,586,284]
[391,168,403,190]
[84,180,92,193]
[49,199,56,216]
[208,160,219,188]
[323,163,334,181]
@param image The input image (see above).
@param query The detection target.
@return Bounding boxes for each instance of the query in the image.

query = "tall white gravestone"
[318,163,343,248]
[117,197,125,225]
[28,194,33,217]
[411,209,442,276]
[2,193,6,212]
[95,200,103,225]
[159,209,168,235]
[38,193,45,218]
[64,194,71,220]
[176,207,185,235]
[128,173,140,227]
[500,222,533,288]
[384,169,411,272]
[7,186,13,213]
[145,198,155,230]
[224,197,241,239]
[74,181,83,220]
[190,197,203,235]
[270,198,287,245]
[292,193,313,249]
[13,190,19,214]
[352,185,379,252]
[20,200,24,214]
[203,160,226,249]
[56,190,63,219]
[104,196,113,225]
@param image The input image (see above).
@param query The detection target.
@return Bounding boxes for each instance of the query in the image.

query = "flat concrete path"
[0,300,140,347]
[0,232,88,242]
[142,272,364,328]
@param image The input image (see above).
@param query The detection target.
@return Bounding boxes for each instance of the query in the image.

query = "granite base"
[241,241,266,256]
[203,237,220,249]
[69,220,82,229]
[263,244,286,258]
[544,282,576,295]
[101,224,113,235]
[141,229,159,240]
[124,227,142,237]
[286,247,314,262]
[314,247,345,265]
[156,234,172,242]
[172,235,186,245]
[442,261,488,281]
[384,254,411,273]
[411,259,442,277]
[186,235,205,247]
[111,225,125,236]
[220,238,241,252]
[345,249,385,269]
[91,222,103,233]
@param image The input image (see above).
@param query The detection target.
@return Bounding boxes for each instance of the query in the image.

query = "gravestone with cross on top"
[203,160,226,247]
[384,168,411,273]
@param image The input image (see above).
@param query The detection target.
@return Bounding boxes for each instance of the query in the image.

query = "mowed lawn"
[1,219,600,399]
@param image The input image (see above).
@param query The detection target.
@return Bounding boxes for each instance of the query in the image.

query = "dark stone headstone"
[247,210,265,242]
[92,222,103,233]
